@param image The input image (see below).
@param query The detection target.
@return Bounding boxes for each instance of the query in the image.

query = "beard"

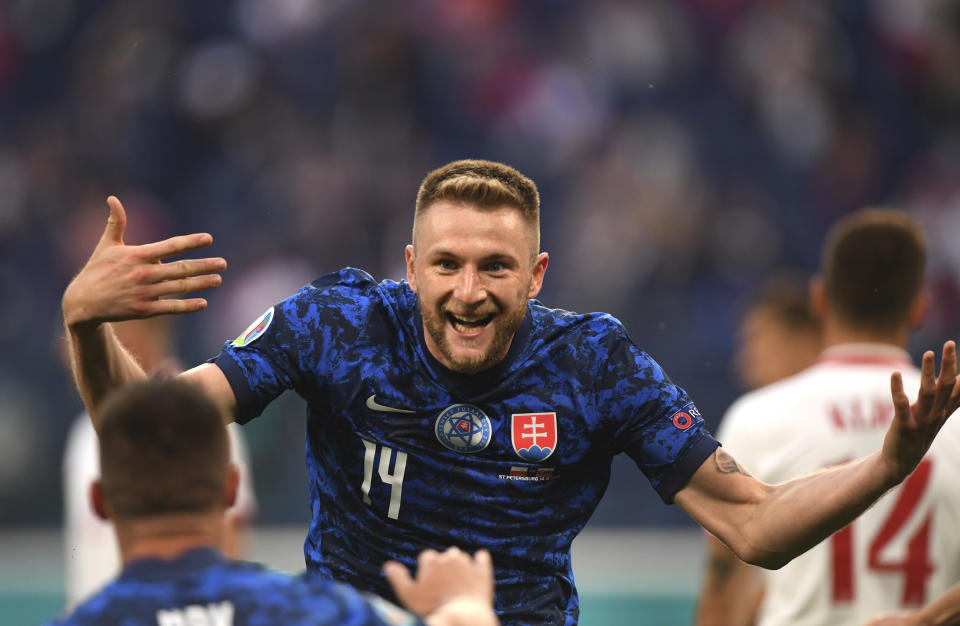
[421,300,527,374]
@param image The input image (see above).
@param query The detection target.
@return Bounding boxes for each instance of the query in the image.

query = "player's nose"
[454,266,486,304]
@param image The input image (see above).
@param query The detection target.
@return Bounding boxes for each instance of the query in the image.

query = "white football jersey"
[62,414,258,609]
[718,343,960,626]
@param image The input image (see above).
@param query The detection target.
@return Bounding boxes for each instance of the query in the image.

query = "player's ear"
[223,463,240,508]
[528,252,549,299]
[405,245,417,293]
[809,275,826,320]
[91,480,110,521]
[908,288,930,329]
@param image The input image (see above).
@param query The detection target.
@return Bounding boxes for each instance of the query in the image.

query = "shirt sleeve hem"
[654,434,720,504]
[209,352,261,425]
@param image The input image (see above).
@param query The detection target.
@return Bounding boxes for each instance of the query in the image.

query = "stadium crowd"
[1,0,959,535]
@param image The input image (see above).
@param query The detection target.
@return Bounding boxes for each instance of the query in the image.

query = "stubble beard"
[421,302,527,375]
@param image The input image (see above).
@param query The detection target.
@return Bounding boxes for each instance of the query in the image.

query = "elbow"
[725,514,794,569]
[748,553,791,570]
[737,545,792,570]
[724,531,792,570]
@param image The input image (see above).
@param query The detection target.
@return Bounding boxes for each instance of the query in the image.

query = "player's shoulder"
[528,305,677,389]
[736,363,829,406]
[529,301,632,343]
[272,267,413,323]
[45,579,132,625]
[719,366,825,436]
[305,268,410,303]
[300,267,377,300]
[308,267,378,290]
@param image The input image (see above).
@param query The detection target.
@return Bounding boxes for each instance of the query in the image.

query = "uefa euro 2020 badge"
[232,307,274,347]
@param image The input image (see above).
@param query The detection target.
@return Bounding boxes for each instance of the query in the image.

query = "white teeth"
[452,320,478,332]
[449,314,492,332]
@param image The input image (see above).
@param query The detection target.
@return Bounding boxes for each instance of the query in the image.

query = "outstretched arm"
[62,196,226,429]
[677,341,960,569]
[384,547,498,626]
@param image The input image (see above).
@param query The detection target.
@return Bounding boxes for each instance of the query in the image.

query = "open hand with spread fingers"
[883,340,960,483]
[62,196,227,328]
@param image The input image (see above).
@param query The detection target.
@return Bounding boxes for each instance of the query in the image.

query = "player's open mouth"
[447,312,495,334]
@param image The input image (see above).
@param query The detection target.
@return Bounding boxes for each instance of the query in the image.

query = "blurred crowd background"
[1,0,959,529]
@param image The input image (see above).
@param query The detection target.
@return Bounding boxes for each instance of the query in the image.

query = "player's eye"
[485,262,505,272]
[437,259,457,271]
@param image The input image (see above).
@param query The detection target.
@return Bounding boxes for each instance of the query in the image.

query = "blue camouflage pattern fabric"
[213,268,719,625]
[45,547,419,625]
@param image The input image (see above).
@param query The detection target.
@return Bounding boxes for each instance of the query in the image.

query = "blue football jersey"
[46,547,419,625]
[213,268,719,625]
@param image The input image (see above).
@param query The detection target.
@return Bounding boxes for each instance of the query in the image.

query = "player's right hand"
[62,196,226,327]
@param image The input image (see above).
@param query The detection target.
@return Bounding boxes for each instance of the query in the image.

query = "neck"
[114,510,227,564]
[822,317,909,351]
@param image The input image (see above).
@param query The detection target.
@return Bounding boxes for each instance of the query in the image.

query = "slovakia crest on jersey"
[435,404,492,454]
[511,412,557,462]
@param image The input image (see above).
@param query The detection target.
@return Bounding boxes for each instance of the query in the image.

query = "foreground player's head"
[406,160,549,375]
[816,208,927,338]
[94,378,235,522]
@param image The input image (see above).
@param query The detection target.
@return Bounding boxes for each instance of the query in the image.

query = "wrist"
[873,449,908,491]
[62,292,96,330]
[64,315,107,344]
[425,598,498,626]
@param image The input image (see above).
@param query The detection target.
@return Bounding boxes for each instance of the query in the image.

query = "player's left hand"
[383,546,494,617]
[883,340,960,483]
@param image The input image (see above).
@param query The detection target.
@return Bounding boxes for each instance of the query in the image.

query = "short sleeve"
[598,323,719,503]
[211,294,305,424]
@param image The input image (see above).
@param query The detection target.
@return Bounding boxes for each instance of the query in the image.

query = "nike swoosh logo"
[366,395,416,414]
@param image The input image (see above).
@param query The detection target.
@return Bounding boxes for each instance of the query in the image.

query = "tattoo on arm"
[708,553,735,592]
[714,449,750,476]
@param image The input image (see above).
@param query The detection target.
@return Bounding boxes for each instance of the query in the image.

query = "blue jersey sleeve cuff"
[209,351,263,425]
[654,433,720,504]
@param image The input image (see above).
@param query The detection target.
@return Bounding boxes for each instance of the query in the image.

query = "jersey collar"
[816,343,914,367]
[120,546,226,581]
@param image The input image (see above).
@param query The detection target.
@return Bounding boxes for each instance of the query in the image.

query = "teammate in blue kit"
[47,378,497,626]
[63,159,960,624]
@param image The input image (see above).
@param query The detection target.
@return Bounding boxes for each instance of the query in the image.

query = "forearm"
[424,599,499,626]
[744,453,897,568]
[678,449,902,569]
[65,321,147,429]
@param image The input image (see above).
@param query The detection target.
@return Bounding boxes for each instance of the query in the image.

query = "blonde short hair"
[414,159,541,252]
